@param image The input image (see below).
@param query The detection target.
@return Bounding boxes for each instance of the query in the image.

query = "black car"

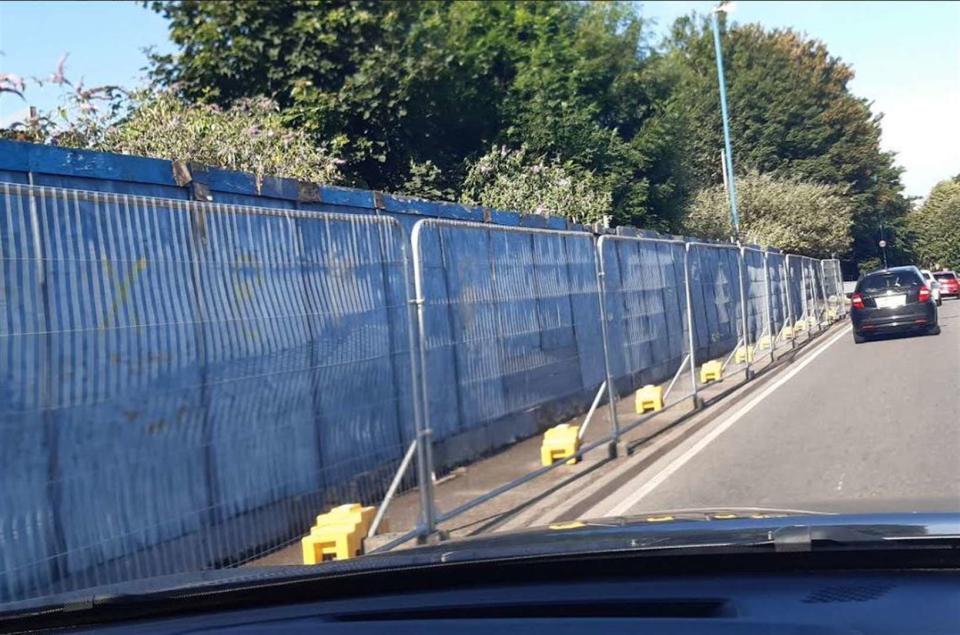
[851,266,939,343]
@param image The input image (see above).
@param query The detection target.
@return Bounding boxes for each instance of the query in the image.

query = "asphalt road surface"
[588,299,960,517]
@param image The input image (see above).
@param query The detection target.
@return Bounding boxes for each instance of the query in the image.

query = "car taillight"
[918,285,931,302]
[851,293,864,309]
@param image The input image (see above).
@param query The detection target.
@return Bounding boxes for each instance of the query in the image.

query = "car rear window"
[933,272,957,281]
[858,271,922,293]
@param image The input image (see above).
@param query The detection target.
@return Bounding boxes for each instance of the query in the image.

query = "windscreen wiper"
[771,524,960,553]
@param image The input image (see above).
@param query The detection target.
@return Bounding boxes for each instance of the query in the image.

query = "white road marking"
[601,325,853,517]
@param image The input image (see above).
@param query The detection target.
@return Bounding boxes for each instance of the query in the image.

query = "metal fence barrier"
[404,218,610,539]
[598,235,696,426]
[0,183,423,602]
[742,246,773,364]
[0,182,849,601]
[686,242,745,365]
[821,258,845,318]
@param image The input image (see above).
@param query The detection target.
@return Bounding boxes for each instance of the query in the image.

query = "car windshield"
[1,0,959,620]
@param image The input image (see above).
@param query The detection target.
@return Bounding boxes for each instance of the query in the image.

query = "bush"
[1,76,345,188]
[460,146,612,225]
[97,92,344,187]
[683,171,853,256]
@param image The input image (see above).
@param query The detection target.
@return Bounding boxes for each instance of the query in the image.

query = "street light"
[711,1,740,240]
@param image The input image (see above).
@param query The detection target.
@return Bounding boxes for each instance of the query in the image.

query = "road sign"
[879,239,887,248]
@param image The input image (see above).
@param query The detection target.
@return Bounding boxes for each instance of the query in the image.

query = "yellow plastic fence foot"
[826,307,838,321]
[540,423,580,466]
[634,384,664,414]
[757,335,774,350]
[780,324,794,339]
[700,360,723,383]
[794,319,808,332]
[734,346,755,364]
[301,503,376,564]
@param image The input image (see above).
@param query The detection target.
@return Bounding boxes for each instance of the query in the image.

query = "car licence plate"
[875,294,906,309]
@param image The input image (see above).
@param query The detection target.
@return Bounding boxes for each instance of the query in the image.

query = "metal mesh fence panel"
[686,243,744,362]
[821,259,844,317]
[0,184,420,602]
[598,236,689,396]
[803,257,824,329]
[785,255,807,336]
[765,251,791,347]
[741,247,769,349]
[411,220,605,475]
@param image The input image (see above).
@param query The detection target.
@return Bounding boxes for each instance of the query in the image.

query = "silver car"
[921,269,943,306]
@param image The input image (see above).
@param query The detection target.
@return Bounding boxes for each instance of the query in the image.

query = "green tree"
[148,1,688,227]
[908,180,960,270]
[660,15,908,265]
[683,171,853,257]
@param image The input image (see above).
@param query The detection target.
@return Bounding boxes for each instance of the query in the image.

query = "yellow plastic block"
[734,346,755,364]
[794,319,808,332]
[826,307,838,321]
[780,324,794,339]
[700,359,723,383]
[301,503,376,564]
[634,384,664,414]
[757,335,774,350]
[540,423,580,466]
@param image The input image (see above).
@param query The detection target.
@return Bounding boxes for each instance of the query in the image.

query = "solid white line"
[602,324,853,517]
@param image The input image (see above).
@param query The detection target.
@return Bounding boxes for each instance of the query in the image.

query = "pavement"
[585,298,960,518]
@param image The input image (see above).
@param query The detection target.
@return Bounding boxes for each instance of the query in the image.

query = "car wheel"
[928,324,941,336]
[853,331,867,344]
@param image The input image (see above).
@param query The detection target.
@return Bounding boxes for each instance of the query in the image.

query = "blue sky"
[1,1,957,197]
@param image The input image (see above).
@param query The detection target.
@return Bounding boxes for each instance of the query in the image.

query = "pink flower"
[48,53,70,86]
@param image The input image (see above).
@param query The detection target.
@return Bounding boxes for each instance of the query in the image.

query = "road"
[587,299,960,517]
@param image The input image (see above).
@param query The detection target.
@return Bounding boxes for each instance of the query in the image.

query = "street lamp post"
[711,2,740,240]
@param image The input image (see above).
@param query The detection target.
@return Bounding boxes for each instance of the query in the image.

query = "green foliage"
[683,171,853,257]
[461,146,612,224]
[907,180,960,270]
[148,0,688,228]
[7,3,914,242]
[94,91,344,186]
[660,16,908,262]
[399,160,456,201]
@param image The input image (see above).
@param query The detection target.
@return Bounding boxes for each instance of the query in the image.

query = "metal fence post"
[683,243,701,409]
[409,221,438,540]
[595,236,621,455]
[737,245,752,379]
